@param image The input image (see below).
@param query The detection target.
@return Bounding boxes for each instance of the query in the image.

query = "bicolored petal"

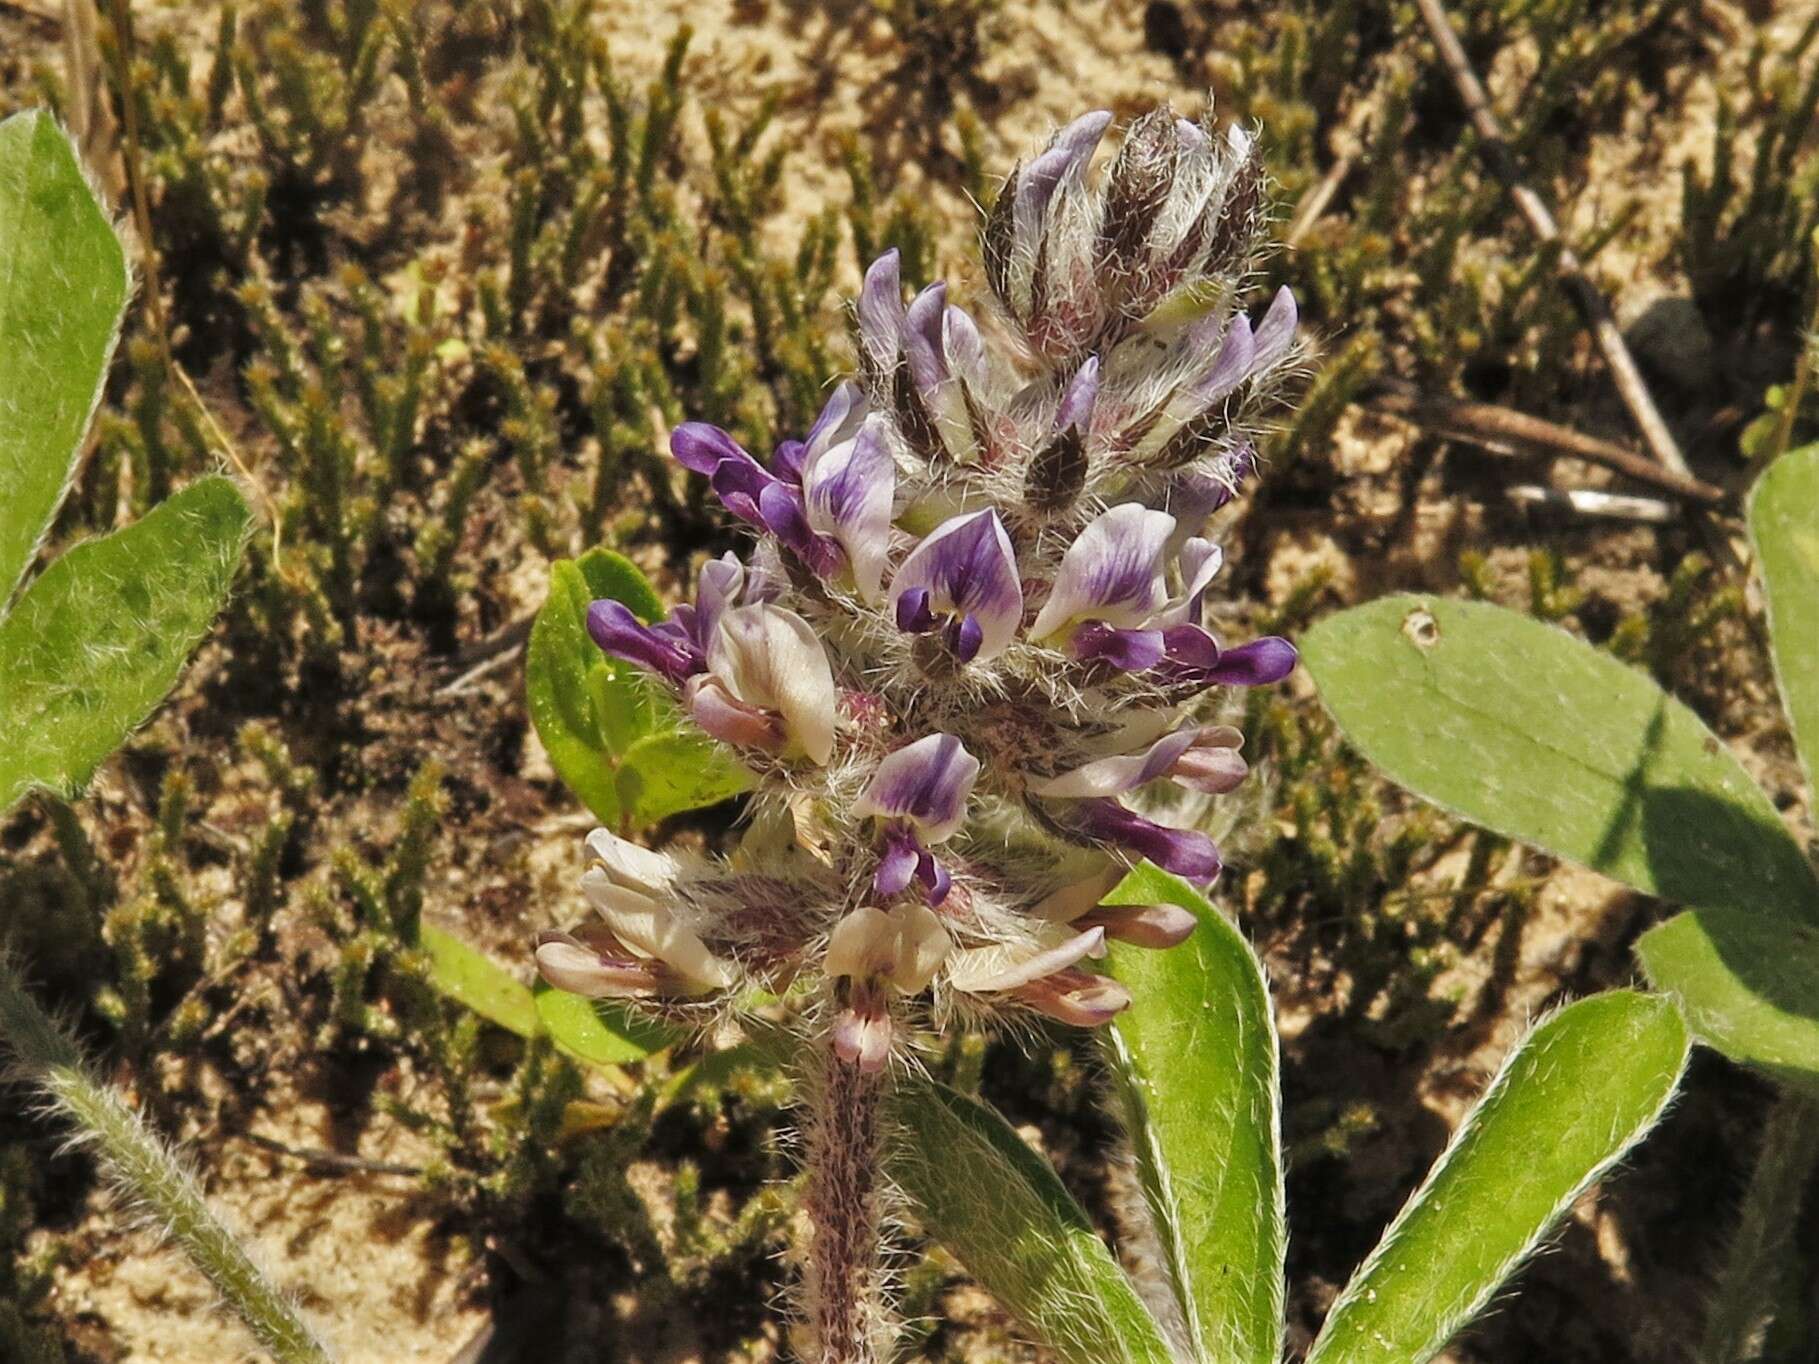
[1031,503,1176,640]
[889,510,1024,662]
[1067,798,1223,884]
[1250,285,1298,371]
[803,381,867,462]
[707,604,838,764]
[857,249,906,377]
[1029,727,1202,799]
[1056,355,1100,434]
[1016,110,1113,237]
[854,733,981,842]
[534,930,667,998]
[803,414,896,601]
[670,421,752,476]
[693,553,746,647]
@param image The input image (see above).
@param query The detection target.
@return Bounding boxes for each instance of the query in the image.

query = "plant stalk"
[800,1040,889,1364]
[0,957,336,1363]
[1702,1086,1819,1364]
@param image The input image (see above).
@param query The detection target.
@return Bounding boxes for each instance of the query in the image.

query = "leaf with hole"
[1301,595,1819,923]
[1102,863,1283,1364]
[1306,990,1688,1364]
[0,477,252,814]
[0,110,130,607]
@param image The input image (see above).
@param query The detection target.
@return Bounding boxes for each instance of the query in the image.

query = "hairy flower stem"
[1701,1086,1819,1364]
[0,957,336,1364]
[801,1040,890,1363]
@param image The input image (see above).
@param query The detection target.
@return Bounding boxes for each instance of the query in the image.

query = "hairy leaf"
[0,477,251,813]
[617,730,749,825]
[891,1077,1174,1364]
[526,547,747,827]
[1751,443,1819,803]
[418,923,674,1066]
[1639,908,1819,1085]
[1102,864,1283,1363]
[1306,991,1689,1364]
[1302,596,1819,922]
[0,111,130,607]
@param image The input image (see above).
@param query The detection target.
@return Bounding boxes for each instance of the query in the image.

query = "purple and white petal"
[803,414,896,602]
[534,930,666,998]
[693,554,745,646]
[855,733,981,842]
[1028,727,1201,799]
[1183,313,1255,408]
[889,510,1025,661]
[1016,110,1113,237]
[903,283,950,395]
[1250,286,1298,371]
[1031,503,1176,640]
[1151,537,1224,628]
[1069,799,1223,884]
[578,869,735,991]
[1056,355,1100,435]
[857,250,906,377]
[670,421,752,476]
[803,381,867,461]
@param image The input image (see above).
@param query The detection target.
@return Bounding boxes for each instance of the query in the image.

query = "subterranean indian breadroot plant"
[534,104,1300,1356]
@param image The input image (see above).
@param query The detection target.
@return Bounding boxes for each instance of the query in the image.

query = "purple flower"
[587,552,751,685]
[889,510,1024,663]
[801,413,896,601]
[945,924,1132,1027]
[855,734,980,905]
[1029,724,1246,799]
[857,249,907,380]
[1031,503,1176,644]
[1056,356,1100,435]
[1065,798,1223,885]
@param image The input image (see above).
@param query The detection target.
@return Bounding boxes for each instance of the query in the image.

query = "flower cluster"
[537,106,1298,1072]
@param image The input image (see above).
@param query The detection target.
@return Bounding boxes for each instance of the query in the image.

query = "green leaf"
[0,477,251,814]
[1306,991,1689,1364]
[1302,596,1819,923]
[0,111,130,607]
[1639,908,1819,1085]
[533,985,672,1066]
[1751,443,1819,803]
[419,923,541,1038]
[418,923,677,1066]
[617,730,750,825]
[1102,864,1283,1364]
[527,552,652,823]
[526,547,748,827]
[890,1076,1173,1364]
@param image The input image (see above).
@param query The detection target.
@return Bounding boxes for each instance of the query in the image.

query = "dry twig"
[1412,0,1693,481]
[1366,380,1728,505]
